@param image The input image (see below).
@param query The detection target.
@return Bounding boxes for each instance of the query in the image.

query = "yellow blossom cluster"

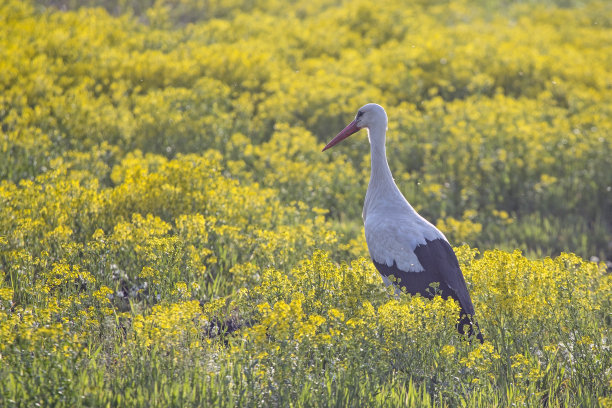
[0,0,610,406]
[1,0,611,259]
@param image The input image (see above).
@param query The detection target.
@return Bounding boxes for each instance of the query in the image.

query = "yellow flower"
[92,286,113,303]
[328,308,345,322]
[0,288,13,303]
[441,345,455,357]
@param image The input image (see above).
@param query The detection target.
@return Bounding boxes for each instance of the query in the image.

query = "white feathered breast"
[364,209,445,273]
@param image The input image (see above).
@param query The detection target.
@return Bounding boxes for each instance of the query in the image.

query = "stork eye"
[356,111,364,118]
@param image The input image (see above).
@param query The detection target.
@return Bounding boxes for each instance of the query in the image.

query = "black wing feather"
[413,238,475,315]
[372,238,483,342]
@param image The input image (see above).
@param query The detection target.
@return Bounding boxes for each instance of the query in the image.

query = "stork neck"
[370,140,392,182]
[364,126,405,220]
[368,126,395,190]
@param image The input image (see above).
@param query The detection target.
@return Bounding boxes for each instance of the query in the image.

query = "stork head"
[322,103,388,151]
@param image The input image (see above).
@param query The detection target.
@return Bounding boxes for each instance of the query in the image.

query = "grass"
[1,0,611,406]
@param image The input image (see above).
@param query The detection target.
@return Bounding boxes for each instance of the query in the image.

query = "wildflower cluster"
[0,0,610,406]
[1,0,611,259]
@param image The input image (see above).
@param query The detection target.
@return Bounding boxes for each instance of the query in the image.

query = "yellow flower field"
[1,0,611,406]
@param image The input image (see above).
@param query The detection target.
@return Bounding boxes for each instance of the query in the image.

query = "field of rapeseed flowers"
[1,0,611,406]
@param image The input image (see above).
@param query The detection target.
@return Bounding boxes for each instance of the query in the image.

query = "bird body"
[323,103,482,341]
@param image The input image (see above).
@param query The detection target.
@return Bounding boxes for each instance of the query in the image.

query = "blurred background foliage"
[1,0,611,405]
[2,0,611,262]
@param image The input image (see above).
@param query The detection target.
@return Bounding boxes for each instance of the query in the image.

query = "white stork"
[323,103,483,342]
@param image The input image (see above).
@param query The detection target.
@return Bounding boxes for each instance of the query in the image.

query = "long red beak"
[322,120,361,152]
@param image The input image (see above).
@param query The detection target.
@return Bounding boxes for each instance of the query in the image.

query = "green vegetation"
[1,0,610,406]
